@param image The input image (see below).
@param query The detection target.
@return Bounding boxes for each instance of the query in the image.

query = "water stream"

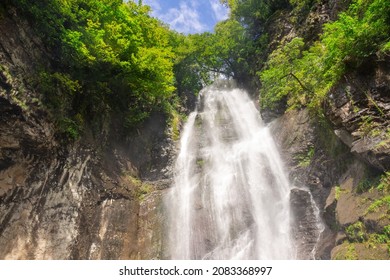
[166,81,295,259]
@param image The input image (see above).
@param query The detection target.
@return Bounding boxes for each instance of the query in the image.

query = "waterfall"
[166,81,295,259]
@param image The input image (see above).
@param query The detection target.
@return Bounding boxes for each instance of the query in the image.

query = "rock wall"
[270,106,389,259]
[0,8,173,260]
[259,0,389,260]
[325,58,390,171]
[1,2,388,261]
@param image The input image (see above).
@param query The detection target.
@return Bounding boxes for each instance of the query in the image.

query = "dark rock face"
[290,188,324,259]
[0,9,172,259]
[327,160,390,260]
[270,109,345,259]
[262,0,390,260]
[0,107,170,259]
[270,107,389,260]
[325,59,390,171]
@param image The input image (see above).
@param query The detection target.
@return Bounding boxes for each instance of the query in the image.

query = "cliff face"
[0,9,172,259]
[1,2,389,260]
[325,59,390,172]
[268,44,390,260]
[264,0,390,259]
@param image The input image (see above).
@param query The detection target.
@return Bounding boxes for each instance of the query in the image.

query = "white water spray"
[167,82,295,259]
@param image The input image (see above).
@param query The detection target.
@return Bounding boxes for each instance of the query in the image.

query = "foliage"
[258,0,390,113]
[222,0,291,37]
[6,0,390,142]
[9,0,178,137]
[136,183,154,201]
[357,171,389,194]
[172,18,254,95]
[334,242,358,260]
[377,172,390,193]
[335,186,342,201]
[289,0,318,11]
[345,221,366,242]
[260,38,307,109]
[125,174,154,201]
[366,196,390,214]
[343,221,389,258]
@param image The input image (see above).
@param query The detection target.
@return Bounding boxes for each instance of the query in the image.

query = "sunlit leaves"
[259,0,390,113]
[11,0,178,130]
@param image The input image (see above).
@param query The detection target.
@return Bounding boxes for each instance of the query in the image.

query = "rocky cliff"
[257,0,390,260]
[269,56,390,259]
[1,1,389,260]
[0,8,173,259]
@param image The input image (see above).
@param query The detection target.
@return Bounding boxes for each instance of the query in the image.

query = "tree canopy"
[4,0,390,137]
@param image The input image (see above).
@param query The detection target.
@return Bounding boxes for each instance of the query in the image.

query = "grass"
[366,196,390,214]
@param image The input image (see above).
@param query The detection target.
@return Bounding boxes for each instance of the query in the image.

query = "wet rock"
[290,187,323,259]
[270,106,389,260]
[324,187,337,230]
[137,191,166,259]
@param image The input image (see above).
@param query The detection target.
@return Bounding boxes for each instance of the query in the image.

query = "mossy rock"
[332,242,389,260]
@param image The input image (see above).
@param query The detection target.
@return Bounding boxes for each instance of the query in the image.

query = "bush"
[259,0,390,114]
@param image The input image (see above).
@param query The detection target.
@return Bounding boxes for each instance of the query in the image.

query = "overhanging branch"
[281,72,314,94]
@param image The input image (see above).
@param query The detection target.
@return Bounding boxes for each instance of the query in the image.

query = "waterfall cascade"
[166,81,295,259]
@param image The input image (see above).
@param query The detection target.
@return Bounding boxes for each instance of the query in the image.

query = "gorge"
[0,0,389,260]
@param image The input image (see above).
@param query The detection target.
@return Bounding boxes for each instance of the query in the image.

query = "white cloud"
[159,2,207,34]
[209,0,229,21]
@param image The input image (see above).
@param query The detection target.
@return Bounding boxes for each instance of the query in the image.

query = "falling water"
[166,81,295,259]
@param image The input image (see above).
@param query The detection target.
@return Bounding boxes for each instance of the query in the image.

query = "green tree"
[9,0,179,135]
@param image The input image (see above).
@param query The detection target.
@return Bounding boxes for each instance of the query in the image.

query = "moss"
[317,119,351,162]
[377,172,390,193]
[375,139,390,150]
[374,129,390,150]
[170,110,181,141]
[363,171,389,193]
[335,185,343,201]
[334,242,358,260]
[136,183,154,202]
[366,196,390,214]
[13,98,29,111]
[334,239,390,259]
[367,232,389,245]
[358,115,375,137]
[128,176,142,188]
[125,174,155,201]
[345,244,358,260]
[295,146,314,167]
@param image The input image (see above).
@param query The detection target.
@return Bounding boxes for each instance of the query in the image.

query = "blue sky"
[141,0,229,34]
